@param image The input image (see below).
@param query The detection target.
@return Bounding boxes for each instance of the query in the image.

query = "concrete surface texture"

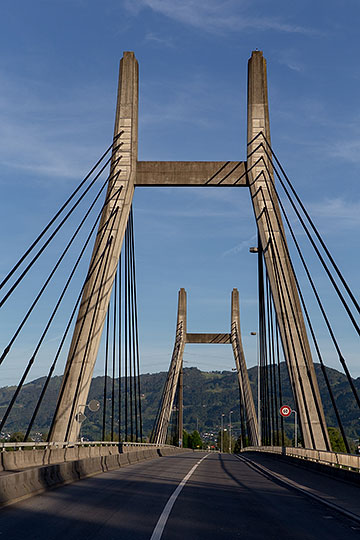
[135,160,247,186]
[231,288,259,446]
[246,51,330,450]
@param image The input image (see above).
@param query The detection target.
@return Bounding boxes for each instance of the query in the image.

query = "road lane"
[162,453,360,540]
[0,452,202,540]
[240,450,360,516]
[0,452,359,540]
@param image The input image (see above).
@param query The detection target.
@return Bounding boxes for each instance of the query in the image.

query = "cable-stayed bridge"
[0,51,359,538]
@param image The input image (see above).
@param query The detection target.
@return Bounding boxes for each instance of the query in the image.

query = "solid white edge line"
[235,454,360,525]
[150,454,209,540]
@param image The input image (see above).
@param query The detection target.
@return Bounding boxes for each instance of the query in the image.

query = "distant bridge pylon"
[151,288,260,447]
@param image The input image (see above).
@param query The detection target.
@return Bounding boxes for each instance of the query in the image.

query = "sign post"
[279,405,298,447]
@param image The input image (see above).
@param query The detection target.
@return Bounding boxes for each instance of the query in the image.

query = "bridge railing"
[0,441,173,451]
[241,445,360,472]
[0,441,180,472]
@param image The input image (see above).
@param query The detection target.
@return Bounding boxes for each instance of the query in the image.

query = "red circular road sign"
[279,405,292,417]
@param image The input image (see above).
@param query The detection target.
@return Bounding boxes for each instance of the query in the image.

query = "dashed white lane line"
[150,454,209,540]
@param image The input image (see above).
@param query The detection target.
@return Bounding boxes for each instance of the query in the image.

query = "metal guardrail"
[0,441,174,451]
[242,445,360,471]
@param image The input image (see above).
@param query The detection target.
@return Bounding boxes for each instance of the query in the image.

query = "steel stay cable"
[258,133,360,316]
[159,324,184,442]
[153,333,181,443]
[129,211,139,441]
[11,195,119,435]
[256,175,357,443]
[266,233,307,446]
[231,322,251,445]
[130,210,143,442]
[266,275,276,444]
[118,256,122,440]
[275,320,285,445]
[102,308,110,440]
[3,230,113,436]
[265,275,274,443]
[132,213,141,442]
[0,133,123,292]
[151,323,183,443]
[124,226,128,440]
[269,288,280,444]
[258,163,349,353]
[150,358,174,443]
[128,216,137,440]
[261,256,271,444]
[258,161,360,413]
[126,222,134,441]
[269,283,279,445]
[111,270,117,441]
[25,211,119,441]
[255,200,310,445]
[0,152,122,309]
[46,244,115,439]
[0,168,122,366]
[258,194,319,448]
[48,194,122,440]
[8,199,122,438]
[232,323,252,444]
[251,143,360,333]
[254,164,339,445]
[258,245,269,443]
[257,193,322,449]
[64,234,115,442]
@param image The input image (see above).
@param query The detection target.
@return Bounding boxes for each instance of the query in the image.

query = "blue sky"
[0,0,359,386]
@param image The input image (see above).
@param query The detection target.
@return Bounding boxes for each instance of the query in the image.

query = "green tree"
[182,429,188,448]
[217,430,235,453]
[328,427,347,453]
[189,430,202,449]
[234,436,241,453]
[9,431,25,442]
[273,431,292,447]
[104,432,119,442]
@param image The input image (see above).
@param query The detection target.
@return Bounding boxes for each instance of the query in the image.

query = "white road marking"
[150,454,209,540]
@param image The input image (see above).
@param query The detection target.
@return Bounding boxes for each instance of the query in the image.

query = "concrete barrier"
[241,446,360,485]
[0,446,192,507]
[2,449,44,470]
[76,456,103,479]
[241,446,360,471]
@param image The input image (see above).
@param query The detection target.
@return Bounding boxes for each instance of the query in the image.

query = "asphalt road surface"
[1,452,359,539]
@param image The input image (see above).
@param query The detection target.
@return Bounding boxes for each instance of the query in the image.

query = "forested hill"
[0,364,359,440]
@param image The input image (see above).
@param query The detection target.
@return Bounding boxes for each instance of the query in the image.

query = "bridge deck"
[1,452,359,539]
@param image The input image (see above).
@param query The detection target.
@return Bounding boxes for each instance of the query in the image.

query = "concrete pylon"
[49,52,138,442]
[153,288,259,447]
[247,51,330,450]
[152,288,186,445]
[231,289,259,446]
